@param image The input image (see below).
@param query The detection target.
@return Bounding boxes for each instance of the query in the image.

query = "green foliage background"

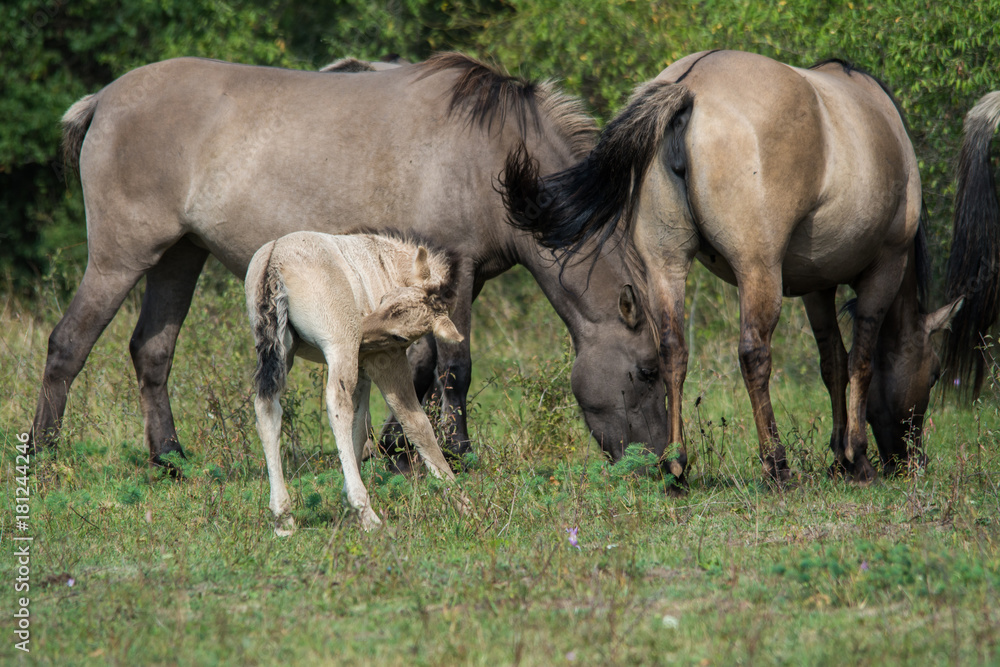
[2,0,998,297]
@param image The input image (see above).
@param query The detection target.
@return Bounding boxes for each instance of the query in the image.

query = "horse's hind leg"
[352,375,373,465]
[324,351,381,531]
[735,269,789,483]
[128,237,209,467]
[31,265,145,451]
[255,391,296,536]
[802,289,850,475]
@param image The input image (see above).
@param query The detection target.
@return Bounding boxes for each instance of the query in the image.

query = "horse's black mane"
[812,56,930,309]
[417,52,543,137]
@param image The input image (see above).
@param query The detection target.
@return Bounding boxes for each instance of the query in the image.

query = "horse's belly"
[780,220,888,294]
[695,220,888,297]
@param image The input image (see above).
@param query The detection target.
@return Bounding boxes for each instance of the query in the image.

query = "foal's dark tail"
[61,93,100,176]
[250,243,290,402]
[502,80,694,255]
[944,91,1000,396]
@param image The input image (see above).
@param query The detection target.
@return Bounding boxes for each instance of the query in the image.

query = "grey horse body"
[34,54,669,465]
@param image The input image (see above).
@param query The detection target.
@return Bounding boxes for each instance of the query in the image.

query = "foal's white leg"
[324,352,381,531]
[352,375,373,465]
[366,351,473,518]
[255,394,296,536]
[365,350,455,481]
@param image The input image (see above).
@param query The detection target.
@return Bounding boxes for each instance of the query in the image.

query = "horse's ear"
[924,297,964,335]
[432,315,464,344]
[409,246,431,285]
[619,284,641,329]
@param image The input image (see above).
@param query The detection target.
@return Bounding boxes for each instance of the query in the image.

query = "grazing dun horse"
[246,232,463,533]
[504,50,993,484]
[34,53,669,470]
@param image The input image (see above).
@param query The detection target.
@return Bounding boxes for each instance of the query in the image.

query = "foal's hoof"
[273,514,297,537]
[360,508,383,532]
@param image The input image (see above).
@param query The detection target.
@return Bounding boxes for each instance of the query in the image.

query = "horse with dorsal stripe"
[504,51,998,484]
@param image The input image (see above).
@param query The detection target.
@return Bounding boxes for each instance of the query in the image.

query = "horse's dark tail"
[250,243,290,402]
[61,93,99,176]
[502,81,693,254]
[944,91,1000,396]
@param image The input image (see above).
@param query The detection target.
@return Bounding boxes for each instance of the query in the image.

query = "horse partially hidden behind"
[34,53,669,470]
[246,232,464,533]
[505,50,998,484]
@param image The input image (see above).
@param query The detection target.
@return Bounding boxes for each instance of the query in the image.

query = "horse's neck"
[879,256,923,348]
[502,131,601,334]
[512,233,621,336]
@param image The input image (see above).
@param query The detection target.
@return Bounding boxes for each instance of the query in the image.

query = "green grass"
[1,261,999,665]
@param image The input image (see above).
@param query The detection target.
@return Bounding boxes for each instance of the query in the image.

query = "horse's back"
[79,58,507,276]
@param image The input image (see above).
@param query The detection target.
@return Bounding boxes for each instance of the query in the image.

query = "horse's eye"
[638,366,658,382]
[392,334,408,343]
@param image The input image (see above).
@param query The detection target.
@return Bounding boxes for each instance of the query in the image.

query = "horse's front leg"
[366,350,456,481]
[735,270,788,483]
[845,256,907,483]
[433,261,476,461]
[377,334,439,472]
[802,289,850,475]
[654,272,692,486]
[366,350,471,517]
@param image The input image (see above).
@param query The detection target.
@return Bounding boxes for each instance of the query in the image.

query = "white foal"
[245,232,464,534]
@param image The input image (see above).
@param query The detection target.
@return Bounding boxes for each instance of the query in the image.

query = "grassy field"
[2,261,999,665]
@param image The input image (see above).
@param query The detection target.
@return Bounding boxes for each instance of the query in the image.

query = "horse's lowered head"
[568,282,668,462]
[361,247,463,351]
[501,143,670,463]
[867,297,964,474]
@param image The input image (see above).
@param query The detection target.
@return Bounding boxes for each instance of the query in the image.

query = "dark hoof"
[385,453,417,476]
[659,454,688,496]
[664,477,688,498]
[847,454,877,484]
[828,459,850,479]
[763,455,791,485]
[442,442,473,470]
[151,444,187,478]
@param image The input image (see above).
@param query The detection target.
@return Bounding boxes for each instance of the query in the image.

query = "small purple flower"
[566,527,580,549]
[954,378,961,387]
[860,561,869,572]
[67,578,75,587]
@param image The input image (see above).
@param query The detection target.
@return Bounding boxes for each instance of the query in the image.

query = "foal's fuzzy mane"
[417,52,597,159]
[348,229,461,307]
